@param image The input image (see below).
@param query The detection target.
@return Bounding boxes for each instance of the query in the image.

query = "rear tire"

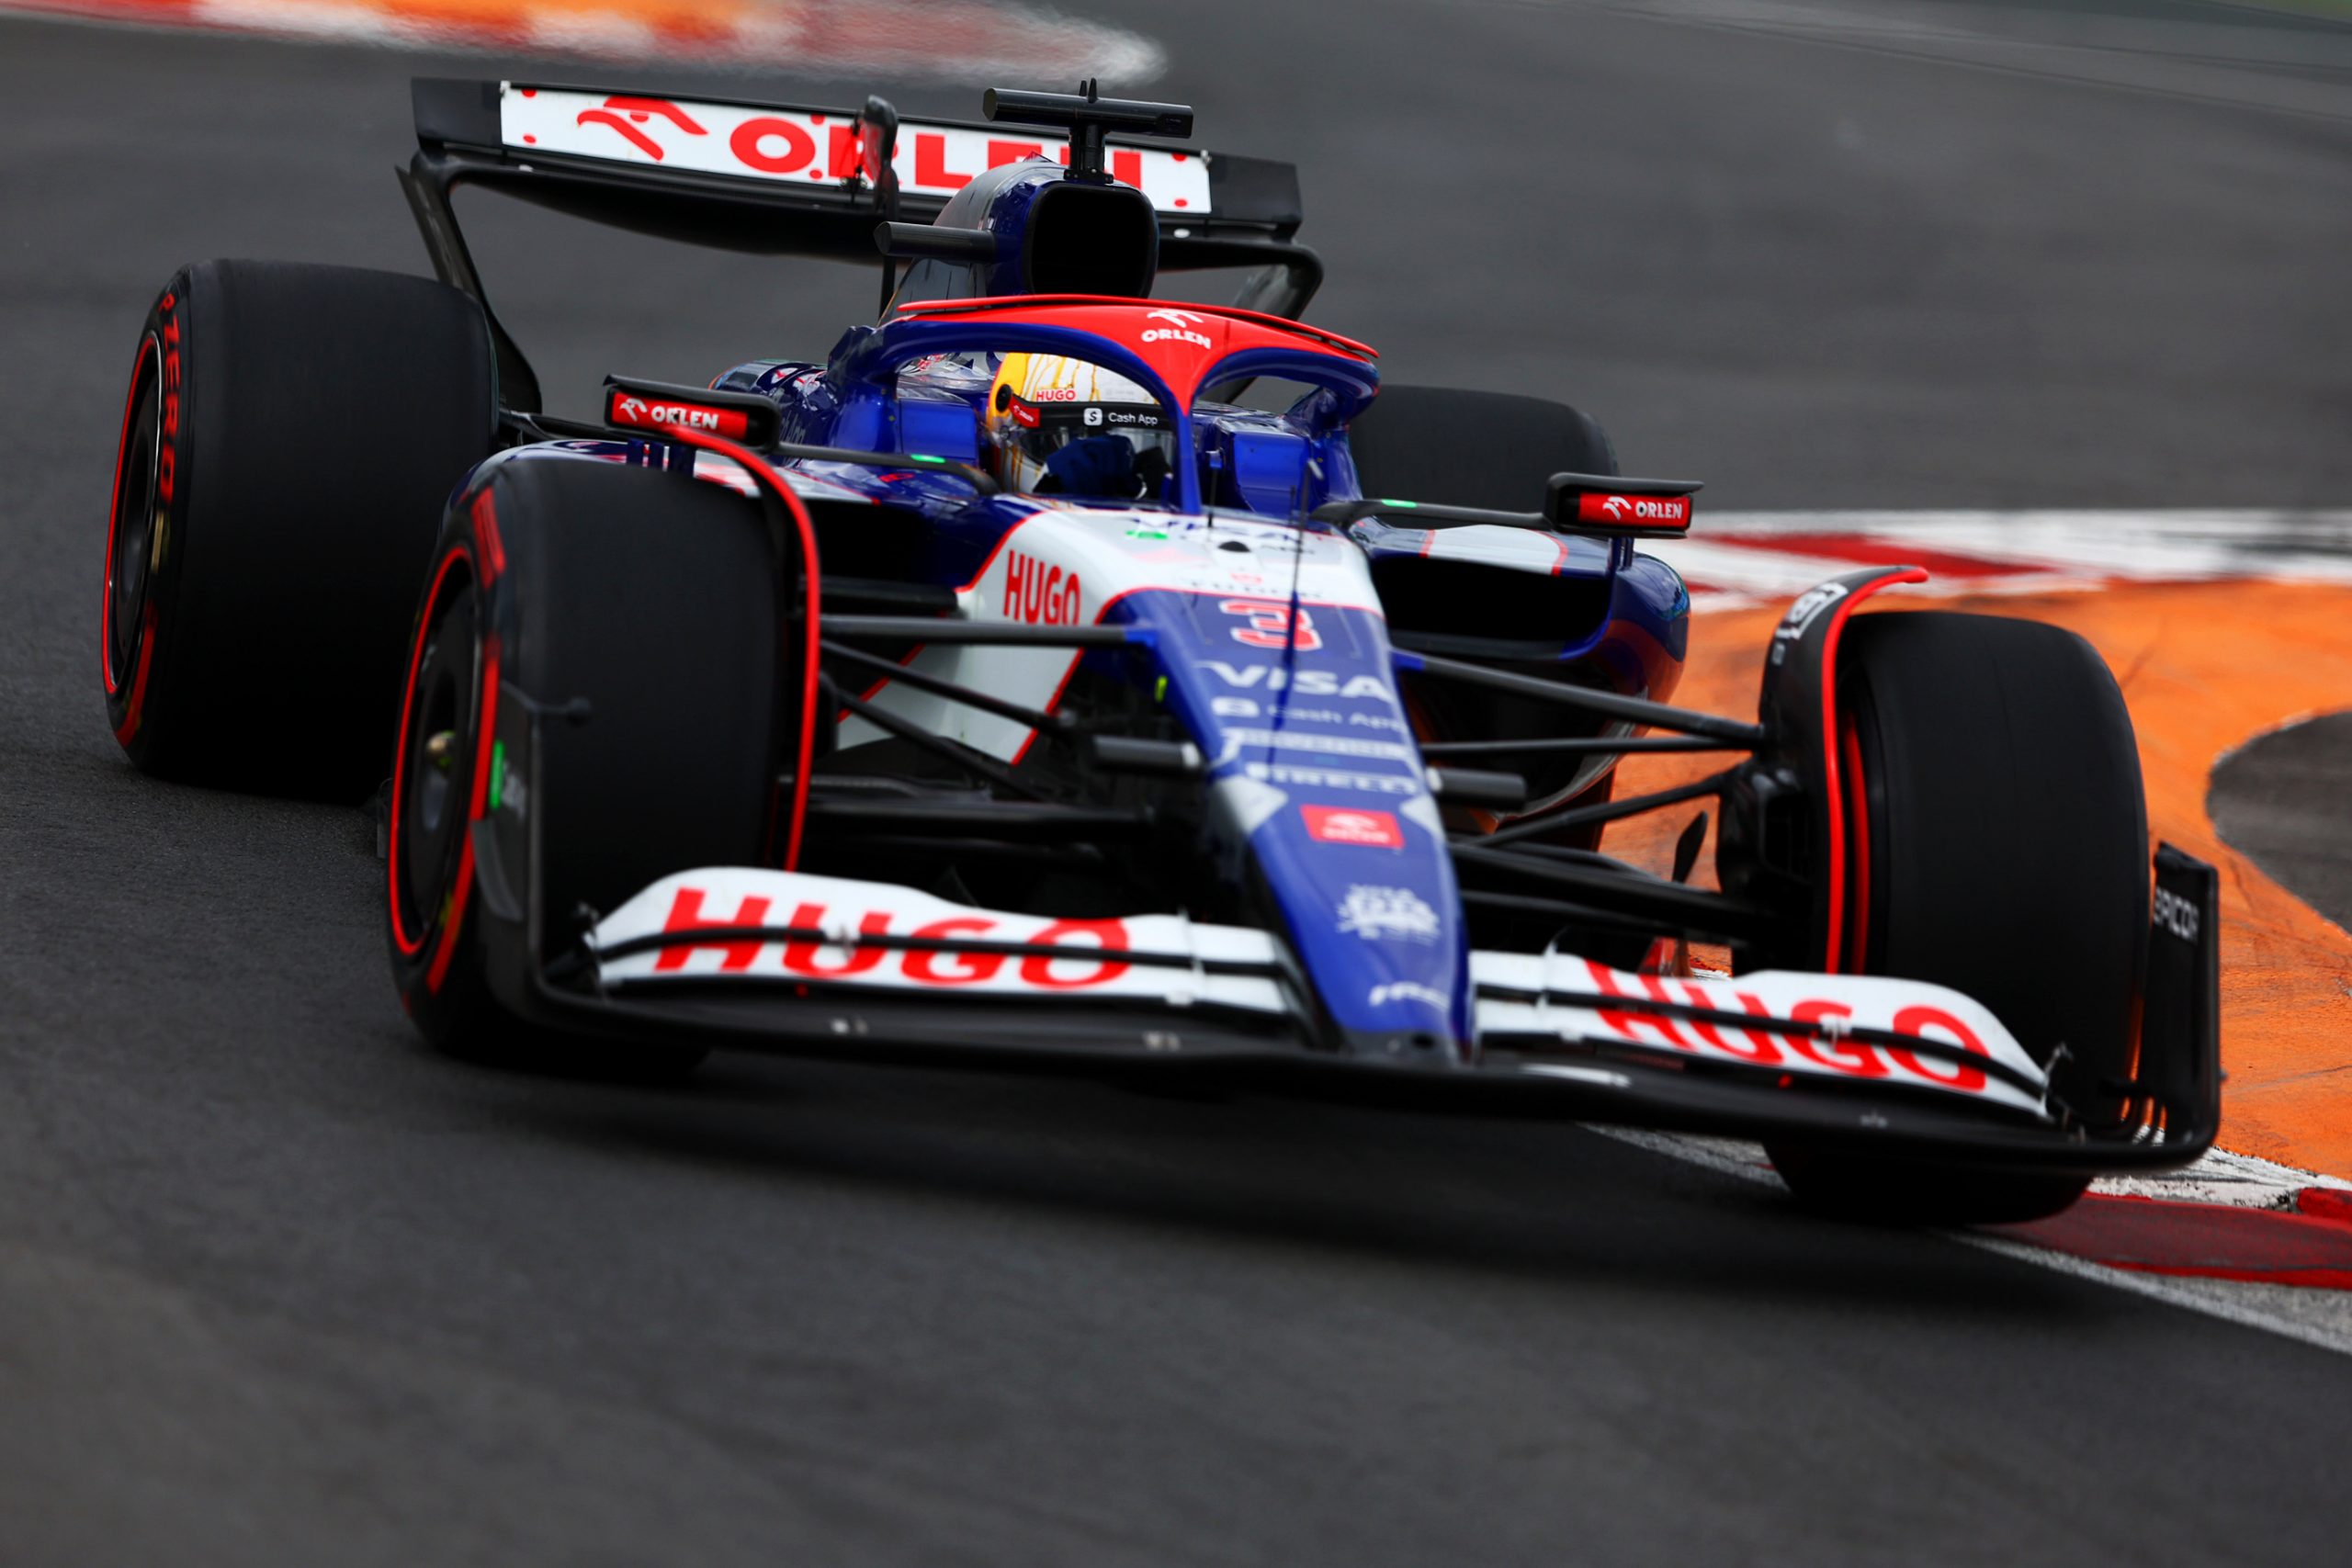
[388,457,792,1077]
[1768,611,2148,1225]
[1346,384,1618,510]
[101,261,496,796]
[1351,384,1631,876]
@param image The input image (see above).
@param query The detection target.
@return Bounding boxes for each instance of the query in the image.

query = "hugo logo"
[1004,549,1081,626]
[652,888,1132,988]
[1580,961,1996,1093]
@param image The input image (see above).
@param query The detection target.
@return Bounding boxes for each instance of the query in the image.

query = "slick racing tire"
[1345,384,1620,510]
[387,457,791,1077]
[1349,385,1628,866]
[1769,612,2149,1225]
[100,260,496,796]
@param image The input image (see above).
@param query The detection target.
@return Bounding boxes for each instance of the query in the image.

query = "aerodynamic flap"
[589,868,1293,1016]
[417,79,1217,216]
[1471,952,2052,1119]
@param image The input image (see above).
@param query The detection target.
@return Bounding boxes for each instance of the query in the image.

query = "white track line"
[1616,510,2352,1351]
[1591,1127,2352,1359]
[0,0,1169,83]
[1657,507,2352,610]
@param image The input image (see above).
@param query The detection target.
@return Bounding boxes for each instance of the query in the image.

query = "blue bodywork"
[476,194,1687,1055]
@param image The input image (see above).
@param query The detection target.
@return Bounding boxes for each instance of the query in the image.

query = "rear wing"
[400,78,1321,412]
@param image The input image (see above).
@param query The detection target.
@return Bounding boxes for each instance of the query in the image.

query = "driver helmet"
[986,354,1176,501]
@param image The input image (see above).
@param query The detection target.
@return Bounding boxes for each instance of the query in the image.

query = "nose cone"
[1138,587,1472,1055]
[1249,809,1469,1052]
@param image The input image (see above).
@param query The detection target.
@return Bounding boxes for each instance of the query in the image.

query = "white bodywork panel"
[589,869,2051,1120]
[500,85,1214,214]
[1473,952,2050,1117]
[593,868,1288,1015]
[835,508,1383,761]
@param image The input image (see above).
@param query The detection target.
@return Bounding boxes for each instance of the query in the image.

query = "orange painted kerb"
[1611,581,2352,1179]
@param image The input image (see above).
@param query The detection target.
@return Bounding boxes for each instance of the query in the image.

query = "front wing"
[518,852,2221,1177]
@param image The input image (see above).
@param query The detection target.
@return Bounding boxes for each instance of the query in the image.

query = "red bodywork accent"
[891,295,1374,408]
[606,388,753,440]
[653,427,824,872]
[1302,805,1404,850]
[1575,492,1691,531]
[1818,569,1928,973]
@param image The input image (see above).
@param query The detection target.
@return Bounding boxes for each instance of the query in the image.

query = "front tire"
[1769,611,2148,1225]
[388,456,793,1077]
[101,261,496,796]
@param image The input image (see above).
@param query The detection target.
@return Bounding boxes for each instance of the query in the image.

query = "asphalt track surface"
[2212,712,2352,932]
[5,3,2352,1562]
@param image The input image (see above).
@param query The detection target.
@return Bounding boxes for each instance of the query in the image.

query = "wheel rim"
[103,340,162,694]
[392,561,480,951]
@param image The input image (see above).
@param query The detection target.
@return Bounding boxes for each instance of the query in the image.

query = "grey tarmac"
[4,3,2352,1562]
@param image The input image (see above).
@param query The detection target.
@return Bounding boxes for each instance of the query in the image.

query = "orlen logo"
[572,95,847,181]
[1577,493,1691,528]
[1301,805,1404,850]
[607,393,749,439]
[1140,309,1214,349]
[576,96,708,162]
[655,888,1129,988]
[1004,549,1082,626]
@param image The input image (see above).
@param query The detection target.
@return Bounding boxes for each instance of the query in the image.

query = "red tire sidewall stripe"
[109,607,158,747]
[424,638,500,995]
[1817,569,1926,973]
[1838,713,1871,974]
[390,544,477,960]
[653,428,822,871]
[101,332,160,699]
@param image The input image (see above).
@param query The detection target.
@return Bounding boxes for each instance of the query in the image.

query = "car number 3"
[1220,599,1323,651]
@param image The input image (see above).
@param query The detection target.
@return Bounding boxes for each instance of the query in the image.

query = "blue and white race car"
[98,80,2219,1223]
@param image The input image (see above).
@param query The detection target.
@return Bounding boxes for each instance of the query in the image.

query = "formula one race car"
[98,79,2220,1223]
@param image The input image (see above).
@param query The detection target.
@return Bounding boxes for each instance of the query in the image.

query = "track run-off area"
[4,1,2352,1562]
